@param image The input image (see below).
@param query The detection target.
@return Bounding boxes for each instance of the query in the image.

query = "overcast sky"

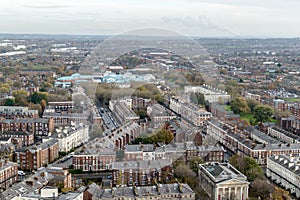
[1,0,300,37]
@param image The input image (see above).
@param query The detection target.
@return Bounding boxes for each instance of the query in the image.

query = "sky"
[0,0,300,37]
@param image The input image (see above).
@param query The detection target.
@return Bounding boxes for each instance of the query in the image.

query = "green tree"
[189,157,205,173]
[225,80,241,97]
[253,105,274,123]
[29,92,49,104]
[247,99,259,113]
[4,98,15,106]
[132,127,174,144]
[190,92,198,105]
[0,86,9,94]
[12,90,28,106]
[229,155,264,182]
[136,109,147,119]
[231,97,251,114]
[190,92,206,105]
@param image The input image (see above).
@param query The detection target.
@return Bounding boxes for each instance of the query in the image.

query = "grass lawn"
[225,105,231,111]
[240,113,255,124]
[240,113,279,125]
[284,98,300,103]
[270,118,279,124]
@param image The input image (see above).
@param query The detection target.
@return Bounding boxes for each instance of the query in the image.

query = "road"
[72,172,112,179]
[50,154,73,168]
[96,101,119,130]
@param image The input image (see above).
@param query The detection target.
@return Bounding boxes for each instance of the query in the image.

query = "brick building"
[124,142,225,163]
[14,139,59,170]
[0,131,34,146]
[0,118,54,137]
[206,118,300,165]
[72,138,116,172]
[112,159,172,187]
[85,183,195,200]
[0,106,38,119]
[0,160,18,189]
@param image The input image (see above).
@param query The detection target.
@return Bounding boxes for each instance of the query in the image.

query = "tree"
[29,103,43,117]
[174,163,199,189]
[29,92,49,104]
[12,90,28,106]
[274,110,291,120]
[0,86,9,94]
[250,178,274,199]
[136,109,147,119]
[231,97,251,114]
[13,80,22,88]
[40,99,47,111]
[247,99,259,113]
[225,80,241,97]
[132,127,174,145]
[190,92,206,105]
[184,73,204,85]
[189,157,204,173]
[229,155,264,182]
[253,105,274,123]
[4,98,14,106]
[271,187,289,200]
[174,163,197,182]
[190,92,198,105]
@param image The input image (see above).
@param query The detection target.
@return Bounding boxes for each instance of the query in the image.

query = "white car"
[18,171,26,176]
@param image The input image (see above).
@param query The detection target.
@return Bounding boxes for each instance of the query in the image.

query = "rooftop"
[199,162,248,183]
[268,154,300,176]
[112,159,171,170]
[92,183,194,198]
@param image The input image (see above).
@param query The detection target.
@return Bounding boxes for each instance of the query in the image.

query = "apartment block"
[268,126,300,144]
[124,142,225,163]
[0,160,18,189]
[169,96,211,126]
[73,138,116,172]
[0,106,38,119]
[0,118,54,136]
[85,183,195,200]
[112,159,172,187]
[14,139,59,170]
[0,131,34,146]
[267,155,300,198]
[147,104,176,128]
[206,118,300,165]
[109,98,139,122]
[50,124,89,152]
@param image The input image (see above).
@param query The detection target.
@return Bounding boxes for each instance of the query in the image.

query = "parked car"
[18,170,26,176]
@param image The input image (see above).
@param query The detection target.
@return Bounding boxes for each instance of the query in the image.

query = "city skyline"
[1,0,300,38]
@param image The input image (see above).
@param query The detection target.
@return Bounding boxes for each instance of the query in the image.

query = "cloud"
[22,5,71,9]
[161,16,240,36]
[22,1,72,9]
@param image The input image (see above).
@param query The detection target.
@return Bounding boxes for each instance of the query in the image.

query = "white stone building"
[268,127,300,144]
[169,96,211,126]
[267,155,300,198]
[184,84,231,103]
[49,124,89,152]
[199,162,249,200]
